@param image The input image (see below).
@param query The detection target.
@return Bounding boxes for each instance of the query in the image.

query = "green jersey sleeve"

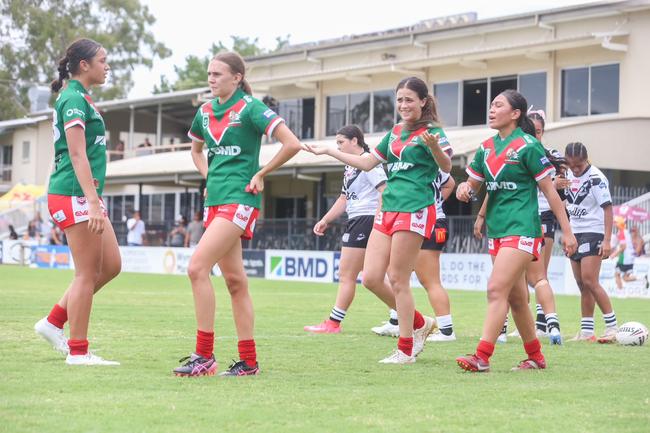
[466,144,486,181]
[522,138,553,182]
[60,95,88,131]
[371,130,391,163]
[245,97,284,137]
[187,108,205,142]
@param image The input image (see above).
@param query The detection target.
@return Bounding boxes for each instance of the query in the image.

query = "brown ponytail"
[50,57,70,93]
[213,51,252,95]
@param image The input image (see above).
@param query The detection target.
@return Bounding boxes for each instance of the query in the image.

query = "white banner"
[2,240,38,265]
[119,246,221,276]
[265,249,334,283]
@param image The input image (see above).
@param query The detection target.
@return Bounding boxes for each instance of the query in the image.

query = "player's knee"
[533,278,549,290]
[361,272,383,291]
[387,271,408,293]
[187,260,208,282]
[223,272,247,294]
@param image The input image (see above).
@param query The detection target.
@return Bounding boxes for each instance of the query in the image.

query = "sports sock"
[413,310,425,330]
[545,313,560,331]
[581,317,595,335]
[501,317,508,335]
[603,311,617,329]
[523,338,545,364]
[397,337,413,356]
[329,306,346,323]
[389,309,398,326]
[68,339,88,356]
[47,304,67,329]
[476,339,495,363]
[436,314,453,336]
[238,339,257,368]
[535,304,547,332]
[195,329,214,359]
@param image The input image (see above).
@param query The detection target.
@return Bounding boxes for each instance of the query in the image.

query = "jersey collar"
[67,80,88,94]
[494,127,522,144]
[215,88,245,110]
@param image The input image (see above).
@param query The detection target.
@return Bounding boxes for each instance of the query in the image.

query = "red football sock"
[47,304,68,329]
[397,337,414,356]
[412,310,425,330]
[195,330,214,359]
[524,338,544,363]
[68,339,88,356]
[238,339,257,367]
[476,339,495,363]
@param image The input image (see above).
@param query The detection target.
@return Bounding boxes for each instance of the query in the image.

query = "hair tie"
[527,106,546,121]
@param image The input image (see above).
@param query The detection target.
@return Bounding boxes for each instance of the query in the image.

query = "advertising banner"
[265,249,334,283]
[31,245,73,269]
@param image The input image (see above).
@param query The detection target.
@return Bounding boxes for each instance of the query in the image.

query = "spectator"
[112,139,125,161]
[24,218,41,242]
[168,215,187,247]
[8,224,18,240]
[630,226,647,257]
[49,222,66,245]
[126,211,146,246]
[185,211,204,247]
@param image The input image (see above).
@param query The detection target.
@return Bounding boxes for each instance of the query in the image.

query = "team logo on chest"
[483,137,527,180]
[203,99,247,145]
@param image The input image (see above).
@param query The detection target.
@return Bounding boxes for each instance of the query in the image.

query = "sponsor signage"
[265,249,333,282]
[31,245,73,269]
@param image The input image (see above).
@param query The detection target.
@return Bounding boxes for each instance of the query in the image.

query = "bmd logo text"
[266,250,334,282]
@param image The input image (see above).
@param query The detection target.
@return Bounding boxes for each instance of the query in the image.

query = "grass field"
[1,266,649,433]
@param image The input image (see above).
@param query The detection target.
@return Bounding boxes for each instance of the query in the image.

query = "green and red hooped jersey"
[371,124,451,213]
[48,80,107,196]
[188,88,284,209]
[467,127,553,239]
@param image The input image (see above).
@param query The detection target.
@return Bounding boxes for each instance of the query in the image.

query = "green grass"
[1,266,649,433]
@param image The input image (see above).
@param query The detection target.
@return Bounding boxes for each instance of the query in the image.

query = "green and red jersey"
[371,124,451,212]
[467,127,553,239]
[188,88,284,208]
[48,80,107,196]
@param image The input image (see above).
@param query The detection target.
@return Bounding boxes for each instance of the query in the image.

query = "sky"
[129,0,603,97]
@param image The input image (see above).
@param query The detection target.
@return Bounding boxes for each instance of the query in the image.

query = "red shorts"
[203,203,259,240]
[488,236,543,261]
[48,194,108,230]
[373,204,436,239]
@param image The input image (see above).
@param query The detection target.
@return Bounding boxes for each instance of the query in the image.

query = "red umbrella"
[613,205,650,222]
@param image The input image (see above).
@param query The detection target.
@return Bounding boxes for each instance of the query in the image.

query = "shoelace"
[178,355,208,366]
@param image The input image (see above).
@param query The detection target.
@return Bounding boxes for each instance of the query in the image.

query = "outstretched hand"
[302,142,331,156]
[420,131,440,150]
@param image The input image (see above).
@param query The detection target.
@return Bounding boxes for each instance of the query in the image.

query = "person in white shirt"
[126,210,146,246]
[610,217,637,289]
[304,125,387,334]
[564,142,618,343]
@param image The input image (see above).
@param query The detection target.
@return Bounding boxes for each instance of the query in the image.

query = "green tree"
[0,0,171,120]
[153,35,291,94]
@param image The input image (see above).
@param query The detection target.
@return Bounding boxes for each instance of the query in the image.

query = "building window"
[462,79,487,126]
[349,92,371,133]
[519,72,546,112]
[278,97,315,140]
[434,83,459,127]
[373,90,395,133]
[164,193,175,222]
[590,64,619,115]
[326,95,347,136]
[490,75,518,104]
[562,64,619,117]
[22,141,30,162]
[0,145,12,182]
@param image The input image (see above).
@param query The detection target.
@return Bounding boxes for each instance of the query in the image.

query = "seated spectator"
[8,224,19,240]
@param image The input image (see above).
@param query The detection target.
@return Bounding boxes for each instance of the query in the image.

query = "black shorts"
[615,263,634,274]
[540,210,556,240]
[570,232,604,262]
[421,218,449,251]
[342,215,374,248]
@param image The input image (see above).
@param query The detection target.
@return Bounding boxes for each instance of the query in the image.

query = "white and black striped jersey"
[341,162,387,220]
[537,148,562,213]
[432,170,452,220]
[565,165,612,234]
